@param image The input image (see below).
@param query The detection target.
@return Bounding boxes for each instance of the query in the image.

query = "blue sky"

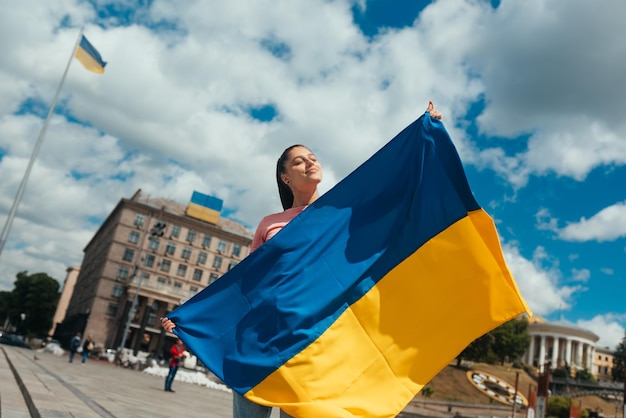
[1,0,626,349]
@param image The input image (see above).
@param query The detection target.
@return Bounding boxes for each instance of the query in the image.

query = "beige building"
[525,317,620,382]
[55,189,252,356]
[594,346,615,382]
[48,266,80,337]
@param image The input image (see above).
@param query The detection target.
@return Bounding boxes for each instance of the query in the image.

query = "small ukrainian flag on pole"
[74,35,107,74]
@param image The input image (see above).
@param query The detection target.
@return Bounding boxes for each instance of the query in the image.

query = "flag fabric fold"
[168,112,531,417]
[74,35,106,73]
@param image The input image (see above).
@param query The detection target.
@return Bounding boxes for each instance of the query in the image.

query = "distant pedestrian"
[68,332,81,363]
[82,335,94,364]
[164,339,186,392]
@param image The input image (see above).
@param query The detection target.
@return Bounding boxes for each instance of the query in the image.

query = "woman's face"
[282,146,322,189]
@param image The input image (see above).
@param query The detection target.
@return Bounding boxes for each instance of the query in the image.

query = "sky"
[1,0,625,350]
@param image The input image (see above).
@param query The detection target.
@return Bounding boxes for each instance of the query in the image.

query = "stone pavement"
[1,345,511,418]
[0,345,280,418]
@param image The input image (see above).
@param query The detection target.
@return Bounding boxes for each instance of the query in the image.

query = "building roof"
[529,317,599,342]
[131,190,253,239]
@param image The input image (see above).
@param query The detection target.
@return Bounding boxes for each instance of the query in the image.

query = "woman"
[162,102,442,416]
[81,335,94,364]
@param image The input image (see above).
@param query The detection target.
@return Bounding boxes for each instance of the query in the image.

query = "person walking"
[81,335,94,364]
[68,332,81,363]
[164,339,186,392]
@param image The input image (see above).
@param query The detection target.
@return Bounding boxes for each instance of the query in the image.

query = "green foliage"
[547,396,571,418]
[459,332,496,364]
[552,368,568,378]
[547,396,589,418]
[421,386,434,398]
[2,271,60,337]
[612,333,626,382]
[575,368,595,382]
[491,317,530,364]
[457,317,530,365]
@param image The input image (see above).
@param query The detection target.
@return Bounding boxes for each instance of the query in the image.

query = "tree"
[5,271,60,337]
[612,332,626,382]
[457,317,530,366]
[0,290,11,327]
[457,332,496,365]
[491,317,530,365]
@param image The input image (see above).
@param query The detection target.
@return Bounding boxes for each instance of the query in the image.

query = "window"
[192,269,203,281]
[187,229,197,244]
[165,242,176,256]
[118,266,129,279]
[182,247,192,260]
[145,254,155,267]
[111,284,124,298]
[228,261,238,271]
[197,251,207,265]
[171,224,181,238]
[147,312,157,326]
[212,256,222,269]
[202,234,212,248]
[217,240,227,253]
[177,264,188,277]
[174,281,182,290]
[209,273,219,284]
[160,259,171,272]
[141,272,150,280]
[128,230,140,244]
[157,276,167,284]
[149,238,159,251]
[122,248,134,262]
[190,286,199,294]
[232,244,242,257]
[134,214,145,228]
[107,303,118,316]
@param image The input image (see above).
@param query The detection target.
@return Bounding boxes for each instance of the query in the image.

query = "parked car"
[41,338,61,348]
[0,332,32,349]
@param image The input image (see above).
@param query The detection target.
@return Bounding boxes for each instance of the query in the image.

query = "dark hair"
[276,144,306,210]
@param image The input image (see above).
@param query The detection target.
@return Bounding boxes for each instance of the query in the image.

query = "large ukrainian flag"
[168,112,531,417]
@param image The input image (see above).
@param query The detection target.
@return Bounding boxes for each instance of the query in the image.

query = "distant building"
[593,346,615,382]
[525,317,599,374]
[54,189,253,356]
[48,266,80,337]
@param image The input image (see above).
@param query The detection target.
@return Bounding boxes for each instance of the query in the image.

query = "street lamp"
[19,312,26,335]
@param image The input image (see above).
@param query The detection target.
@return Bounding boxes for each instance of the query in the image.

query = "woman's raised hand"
[161,317,176,332]
[426,101,443,120]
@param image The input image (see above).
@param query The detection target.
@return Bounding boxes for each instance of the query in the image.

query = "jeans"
[82,350,89,363]
[165,365,179,391]
[68,350,77,362]
[232,392,292,418]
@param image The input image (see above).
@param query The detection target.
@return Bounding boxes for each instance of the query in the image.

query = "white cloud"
[576,315,626,350]
[570,268,590,283]
[557,201,626,242]
[502,243,582,317]
[1,0,625,326]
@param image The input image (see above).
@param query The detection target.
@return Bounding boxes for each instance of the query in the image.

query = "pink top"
[250,206,307,252]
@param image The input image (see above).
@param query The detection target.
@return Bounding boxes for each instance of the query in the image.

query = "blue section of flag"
[190,191,223,211]
[168,112,480,392]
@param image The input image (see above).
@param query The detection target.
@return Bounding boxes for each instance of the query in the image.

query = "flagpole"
[0,27,84,260]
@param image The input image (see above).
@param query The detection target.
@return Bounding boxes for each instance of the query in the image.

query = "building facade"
[48,266,80,337]
[594,346,615,382]
[55,189,252,356]
[525,317,599,374]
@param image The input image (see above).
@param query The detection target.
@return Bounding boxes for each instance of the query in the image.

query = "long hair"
[275,144,305,210]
